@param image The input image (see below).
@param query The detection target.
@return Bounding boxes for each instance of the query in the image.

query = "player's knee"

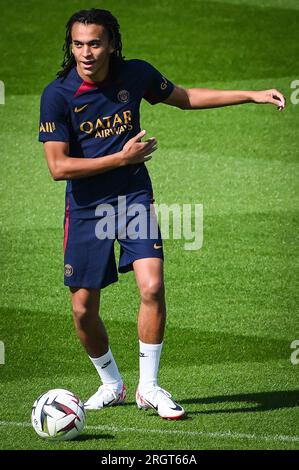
[139,279,165,304]
[72,303,92,328]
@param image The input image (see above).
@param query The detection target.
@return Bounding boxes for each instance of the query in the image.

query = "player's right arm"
[43,130,157,181]
[39,85,156,181]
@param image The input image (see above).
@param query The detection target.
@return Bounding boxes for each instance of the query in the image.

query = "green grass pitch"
[0,0,298,450]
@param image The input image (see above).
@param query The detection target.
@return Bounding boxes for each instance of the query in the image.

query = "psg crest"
[117,89,130,103]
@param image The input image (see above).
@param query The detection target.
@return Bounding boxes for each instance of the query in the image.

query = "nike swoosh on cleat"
[143,399,158,410]
[169,404,183,411]
[104,398,117,407]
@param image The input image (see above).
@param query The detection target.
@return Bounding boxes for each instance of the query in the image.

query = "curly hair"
[57,8,124,79]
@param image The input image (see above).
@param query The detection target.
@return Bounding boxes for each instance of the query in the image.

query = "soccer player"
[39,8,285,420]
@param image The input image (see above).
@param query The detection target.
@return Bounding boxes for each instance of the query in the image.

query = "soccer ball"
[31,389,86,440]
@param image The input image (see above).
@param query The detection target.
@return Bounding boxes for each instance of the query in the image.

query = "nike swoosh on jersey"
[74,104,89,112]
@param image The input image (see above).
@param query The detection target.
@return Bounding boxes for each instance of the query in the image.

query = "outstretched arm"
[164,85,286,111]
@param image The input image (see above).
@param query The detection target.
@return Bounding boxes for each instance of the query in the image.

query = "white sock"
[89,348,122,390]
[138,340,163,392]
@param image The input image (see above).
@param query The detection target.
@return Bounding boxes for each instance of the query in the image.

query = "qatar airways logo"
[80,109,133,138]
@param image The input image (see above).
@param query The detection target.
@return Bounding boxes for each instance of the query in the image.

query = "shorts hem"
[119,253,164,274]
[64,276,118,290]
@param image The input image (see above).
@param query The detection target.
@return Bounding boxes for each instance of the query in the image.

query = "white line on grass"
[0,420,299,443]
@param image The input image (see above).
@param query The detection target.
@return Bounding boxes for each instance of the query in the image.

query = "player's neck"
[76,60,110,84]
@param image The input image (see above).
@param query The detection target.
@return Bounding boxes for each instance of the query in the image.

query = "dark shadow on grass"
[75,433,114,441]
[181,389,299,415]
[0,307,293,381]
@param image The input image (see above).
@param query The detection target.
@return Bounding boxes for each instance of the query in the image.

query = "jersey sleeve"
[142,61,175,105]
[39,85,70,142]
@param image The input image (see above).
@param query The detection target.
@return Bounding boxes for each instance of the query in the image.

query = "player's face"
[71,23,115,81]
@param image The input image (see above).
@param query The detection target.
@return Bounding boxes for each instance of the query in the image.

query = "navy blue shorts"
[63,199,163,289]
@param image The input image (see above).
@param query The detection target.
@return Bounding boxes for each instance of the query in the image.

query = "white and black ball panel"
[31,389,85,440]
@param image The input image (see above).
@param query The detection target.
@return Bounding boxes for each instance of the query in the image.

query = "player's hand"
[252,89,286,111]
[121,130,158,165]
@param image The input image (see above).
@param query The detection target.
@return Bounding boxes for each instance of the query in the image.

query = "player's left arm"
[163,85,286,111]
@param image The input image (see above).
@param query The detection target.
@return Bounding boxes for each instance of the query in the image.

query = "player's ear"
[108,36,115,54]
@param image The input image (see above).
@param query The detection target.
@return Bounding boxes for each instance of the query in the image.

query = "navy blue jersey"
[39,59,174,213]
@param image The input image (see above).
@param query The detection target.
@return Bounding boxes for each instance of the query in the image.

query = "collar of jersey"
[74,67,111,88]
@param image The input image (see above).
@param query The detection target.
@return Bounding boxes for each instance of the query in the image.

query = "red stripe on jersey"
[63,198,70,253]
[74,81,98,97]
